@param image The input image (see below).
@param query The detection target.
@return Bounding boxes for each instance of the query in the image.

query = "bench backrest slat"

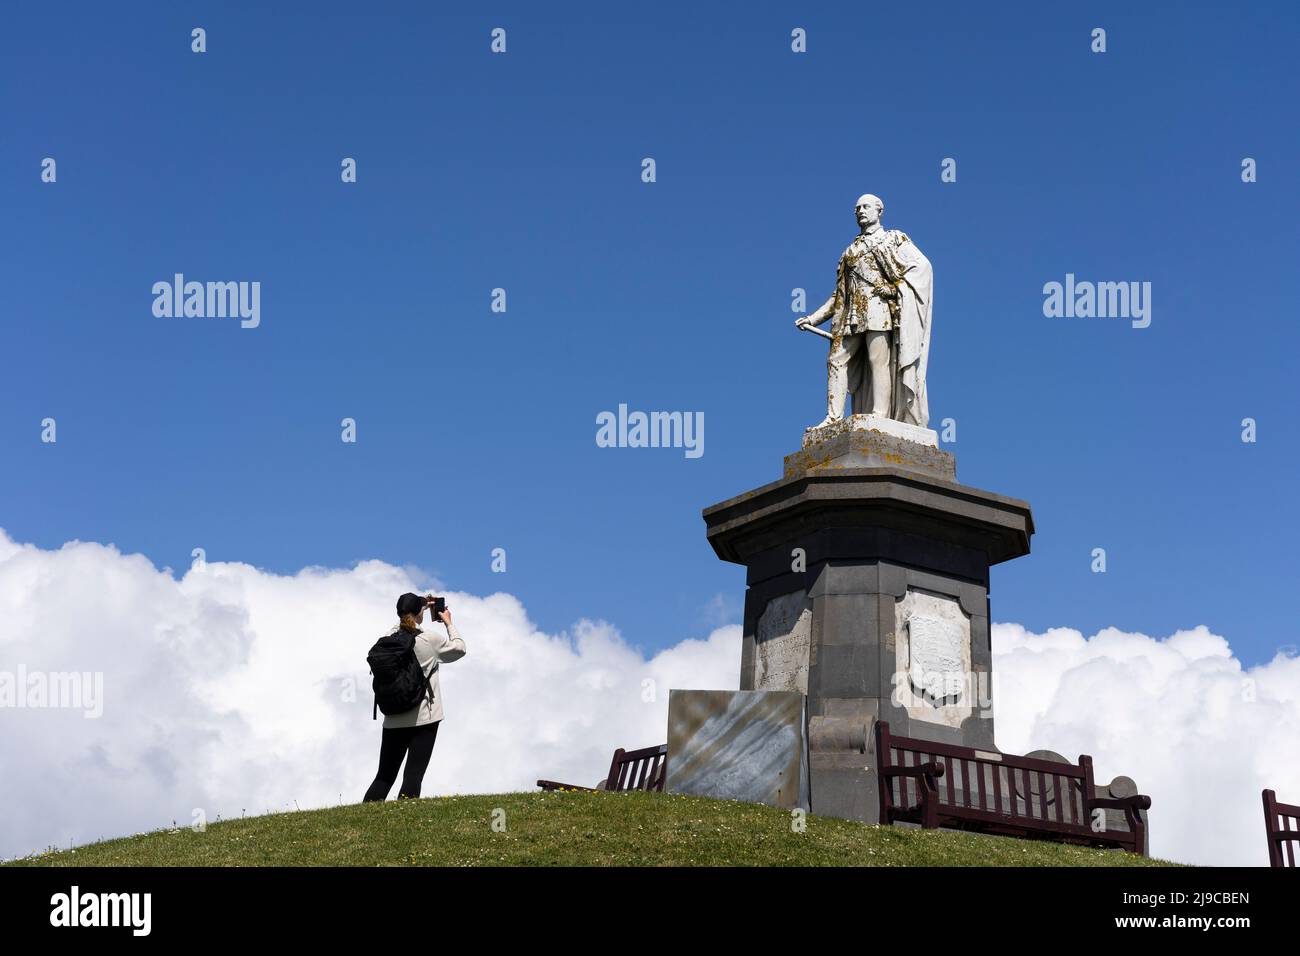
[904,749,915,811]
[991,757,1003,815]
[604,744,668,793]
[612,748,629,790]
[640,752,664,789]
[1263,789,1300,867]
[881,725,1106,828]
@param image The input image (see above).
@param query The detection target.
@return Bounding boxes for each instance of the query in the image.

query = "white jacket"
[382,622,467,728]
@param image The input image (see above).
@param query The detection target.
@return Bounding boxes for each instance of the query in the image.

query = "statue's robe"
[881,233,933,428]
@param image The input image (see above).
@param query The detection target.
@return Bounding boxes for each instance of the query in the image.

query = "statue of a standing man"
[796,194,934,429]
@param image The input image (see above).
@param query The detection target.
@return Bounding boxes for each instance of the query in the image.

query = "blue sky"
[3,1,1298,666]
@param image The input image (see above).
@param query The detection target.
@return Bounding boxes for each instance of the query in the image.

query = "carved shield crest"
[906,613,965,707]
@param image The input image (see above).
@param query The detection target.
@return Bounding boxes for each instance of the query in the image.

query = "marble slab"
[665,689,808,810]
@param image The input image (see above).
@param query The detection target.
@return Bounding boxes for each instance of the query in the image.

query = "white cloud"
[0,528,1296,865]
[992,622,1300,866]
[0,529,737,858]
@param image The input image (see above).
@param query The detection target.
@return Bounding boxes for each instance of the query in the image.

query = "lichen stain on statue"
[782,408,956,482]
[795,193,934,434]
[785,193,949,482]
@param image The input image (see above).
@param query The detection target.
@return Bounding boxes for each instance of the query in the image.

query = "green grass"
[4,791,1178,867]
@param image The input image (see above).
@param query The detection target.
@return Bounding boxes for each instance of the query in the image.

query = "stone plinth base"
[703,452,1034,822]
[665,690,808,810]
[805,413,938,447]
[786,414,955,481]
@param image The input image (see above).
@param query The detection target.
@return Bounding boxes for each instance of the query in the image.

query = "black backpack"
[366,630,436,720]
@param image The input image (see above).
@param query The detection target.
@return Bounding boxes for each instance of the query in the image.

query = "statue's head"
[855,194,883,230]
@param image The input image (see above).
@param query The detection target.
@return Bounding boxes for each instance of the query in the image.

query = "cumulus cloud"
[993,623,1300,866]
[0,528,1296,865]
[0,529,737,858]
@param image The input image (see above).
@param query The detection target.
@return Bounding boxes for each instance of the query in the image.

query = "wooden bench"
[875,721,1150,854]
[537,743,667,793]
[1262,789,1300,867]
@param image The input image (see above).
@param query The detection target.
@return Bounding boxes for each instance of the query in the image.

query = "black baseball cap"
[396,592,427,616]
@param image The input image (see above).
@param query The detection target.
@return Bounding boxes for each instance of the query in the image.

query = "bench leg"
[919,775,939,829]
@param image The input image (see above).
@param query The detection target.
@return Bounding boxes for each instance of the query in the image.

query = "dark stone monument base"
[702,451,1034,824]
[691,436,1149,850]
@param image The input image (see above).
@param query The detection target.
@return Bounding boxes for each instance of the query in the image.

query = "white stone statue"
[796,194,934,429]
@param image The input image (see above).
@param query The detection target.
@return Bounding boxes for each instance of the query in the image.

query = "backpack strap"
[372,696,378,721]
[424,659,437,705]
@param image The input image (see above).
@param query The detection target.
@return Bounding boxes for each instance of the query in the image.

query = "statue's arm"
[798,294,838,328]
[797,260,843,329]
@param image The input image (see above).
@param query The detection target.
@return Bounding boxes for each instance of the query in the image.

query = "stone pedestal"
[700,415,1034,824]
[784,414,955,482]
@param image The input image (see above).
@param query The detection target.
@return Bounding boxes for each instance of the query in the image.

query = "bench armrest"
[881,761,945,830]
[882,762,946,780]
[536,780,597,792]
[1088,795,1151,812]
[1087,793,1151,850]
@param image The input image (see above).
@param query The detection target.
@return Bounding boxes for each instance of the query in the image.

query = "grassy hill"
[5,791,1177,867]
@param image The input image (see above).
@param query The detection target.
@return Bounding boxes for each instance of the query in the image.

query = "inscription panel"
[754,591,812,693]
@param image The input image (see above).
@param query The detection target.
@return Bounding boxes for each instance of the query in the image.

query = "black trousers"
[363,721,440,802]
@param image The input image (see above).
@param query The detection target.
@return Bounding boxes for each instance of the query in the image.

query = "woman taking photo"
[363,592,467,801]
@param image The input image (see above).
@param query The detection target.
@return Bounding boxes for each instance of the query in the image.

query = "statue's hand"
[795,316,814,331]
